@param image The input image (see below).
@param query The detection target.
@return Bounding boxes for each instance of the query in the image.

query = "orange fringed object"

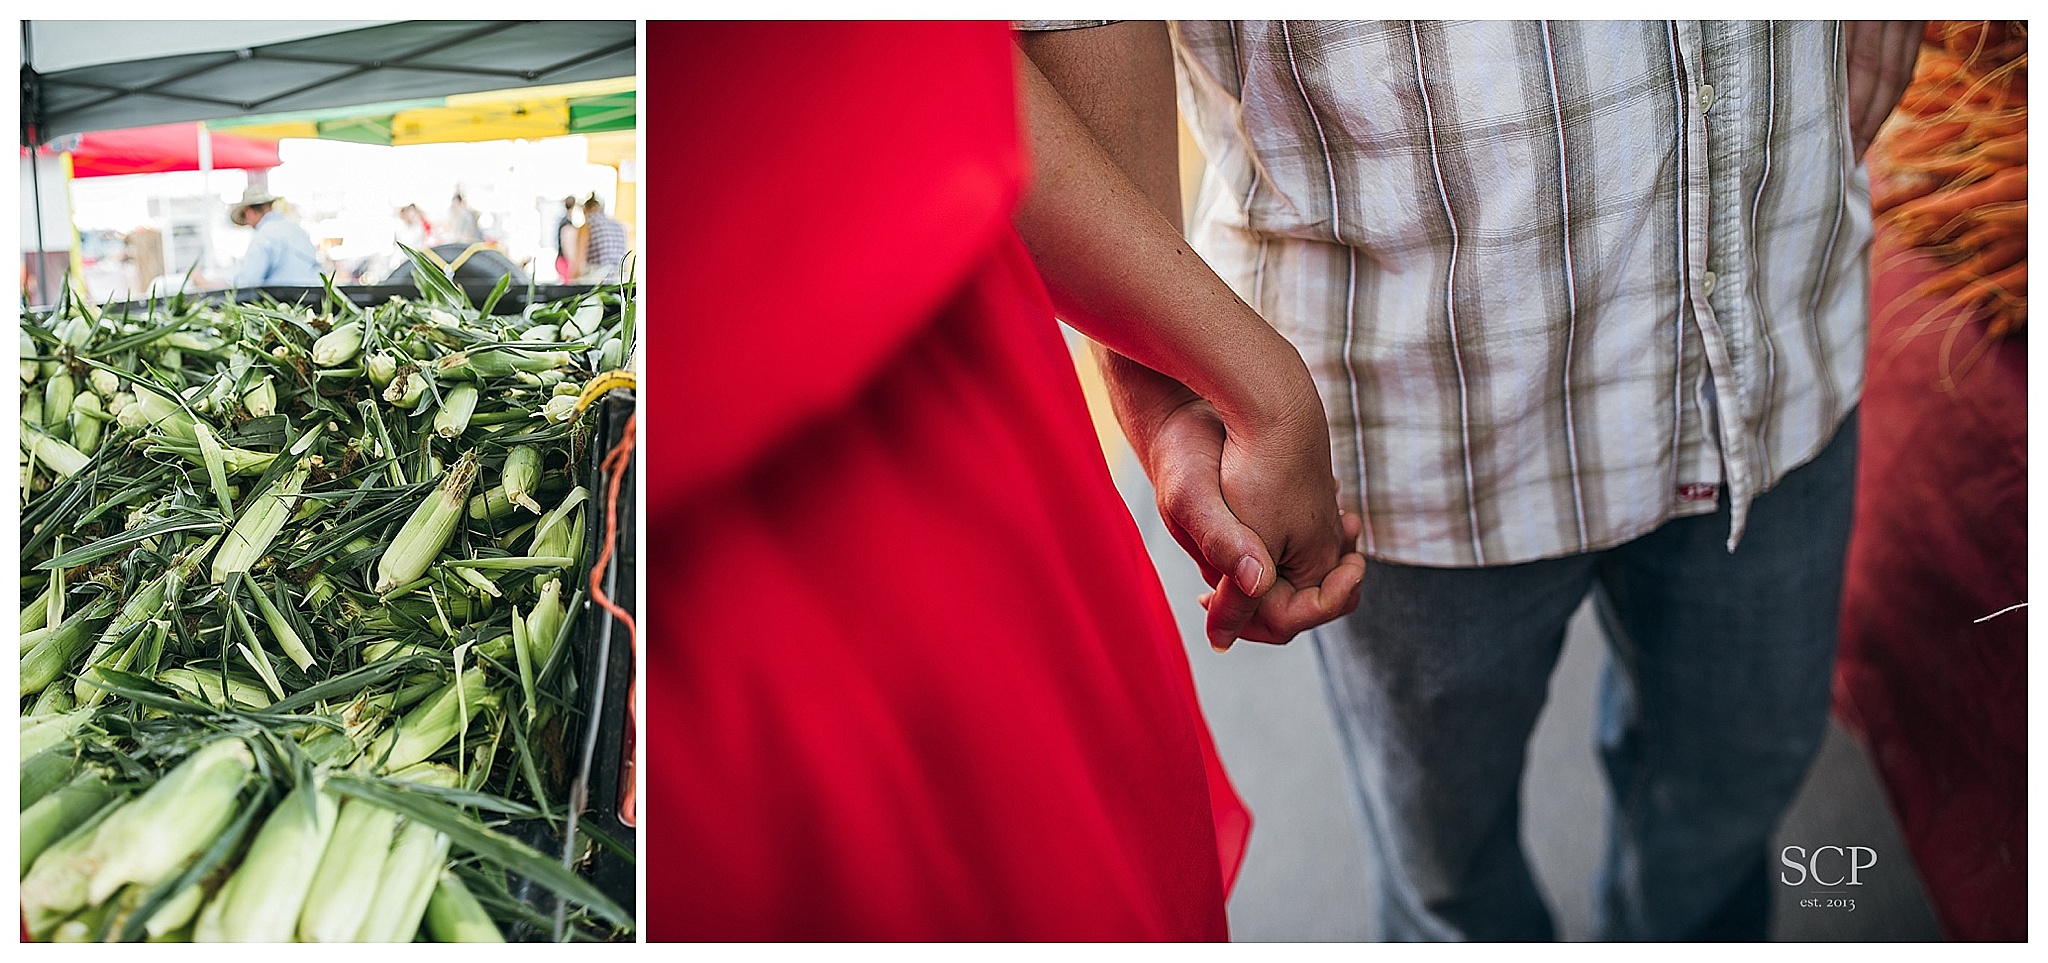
[1867,21,2027,339]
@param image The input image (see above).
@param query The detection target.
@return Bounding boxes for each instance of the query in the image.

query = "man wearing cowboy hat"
[230,185,322,289]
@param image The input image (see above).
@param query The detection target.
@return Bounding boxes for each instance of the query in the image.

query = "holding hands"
[1144,392,1364,652]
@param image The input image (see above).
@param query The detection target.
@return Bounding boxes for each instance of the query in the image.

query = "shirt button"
[1702,270,1718,296]
[1699,84,1716,113]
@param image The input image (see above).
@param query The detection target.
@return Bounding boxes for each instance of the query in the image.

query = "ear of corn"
[374,451,480,594]
[193,782,338,942]
[501,445,542,514]
[295,798,400,941]
[243,375,277,419]
[310,322,365,367]
[384,369,428,408]
[21,769,119,876]
[425,872,506,942]
[433,384,479,439]
[362,666,494,773]
[127,381,197,439]
[156,667,273,710]
[526,578,566,668]
[69,391,105,455]
[21,801,123,939]
[23,423,91,478]
[21,593,119,697]
[348,764,462,942]
[21,705,96,759]
[354,817,452,942]
[43,372,76,434]
[79,737,256,905]
[212,460,308,584]
[21,576,55,634]
[248,576,317,671]
[143,882,207,941]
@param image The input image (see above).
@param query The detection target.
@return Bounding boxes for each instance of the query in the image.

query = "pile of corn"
[1868,20,2027,348]
[19,257,635,942]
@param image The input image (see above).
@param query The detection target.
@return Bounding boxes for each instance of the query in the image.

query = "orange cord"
[590,410,638,827]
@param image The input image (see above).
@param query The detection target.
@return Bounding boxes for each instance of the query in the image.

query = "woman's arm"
[1010,26,1362,650]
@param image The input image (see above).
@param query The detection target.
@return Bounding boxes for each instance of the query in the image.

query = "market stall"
[20,19,638,944]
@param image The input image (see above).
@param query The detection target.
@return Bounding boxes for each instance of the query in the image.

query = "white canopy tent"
[23,20,635,143]
[19,19,635,306]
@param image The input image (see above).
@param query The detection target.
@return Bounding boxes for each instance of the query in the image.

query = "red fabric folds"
[645,21,1247,940]
[1832,232,2027,941]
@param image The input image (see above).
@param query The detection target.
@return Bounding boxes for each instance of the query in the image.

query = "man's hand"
[1846,21,1925,161]
[1145,396,1365,651]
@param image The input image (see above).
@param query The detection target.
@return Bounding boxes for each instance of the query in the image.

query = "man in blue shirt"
[230,186,323,290]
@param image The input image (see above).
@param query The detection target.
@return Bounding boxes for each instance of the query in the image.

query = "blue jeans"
[1312,414,1858,941]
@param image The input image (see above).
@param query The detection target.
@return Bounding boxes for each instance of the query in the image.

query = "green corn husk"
[69,391,105,455]
[21,594,119,697]
[500,445,542,514]
[125,382,197,440]
[212,461,310,584]
[248,577,316,671]
[23,423,91,479]
[21,577,54,635]
[466,485,517,521]
[23,387,45,425]
[22,769,120,875]
[373,451,480,594]
[384,370,428,408]
[21,706,96,760]
[29,679,76,716]
[526,578,566,668]
[194,782,338,942]
[75,620,167,710]
[362,667,493,773]
[424,873,505,942]
[355,816,451,941]
[69,572,177,702]
[296,797,401,941]
[156,668,273,710]
[78,737,256,905]
[365,351,399,388]
[88,367,120,398]
[20,624,52,656]
[21,747,80,811]
[43,372,76,433]
[527,486,588,565]
[435,347,571,381]
[433,384,478,439]
[21,802,122,939]
[144,882,207,941]
[311,322,365,367]
[243,375,277,419]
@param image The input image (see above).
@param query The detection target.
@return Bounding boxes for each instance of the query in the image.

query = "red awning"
[29,122,281,178]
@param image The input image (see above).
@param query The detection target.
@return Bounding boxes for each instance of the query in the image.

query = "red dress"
[645,22,1249,940]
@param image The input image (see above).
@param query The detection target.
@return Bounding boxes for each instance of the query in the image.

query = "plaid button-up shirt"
[1028,20,1871,567]
[585,209,630,283]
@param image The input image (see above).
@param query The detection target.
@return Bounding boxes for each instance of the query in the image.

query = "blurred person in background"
[438,190,483,247]
[581,194,626,283]
[229,185,321,289]
[396,203,433,253]
[552,196,581,283]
